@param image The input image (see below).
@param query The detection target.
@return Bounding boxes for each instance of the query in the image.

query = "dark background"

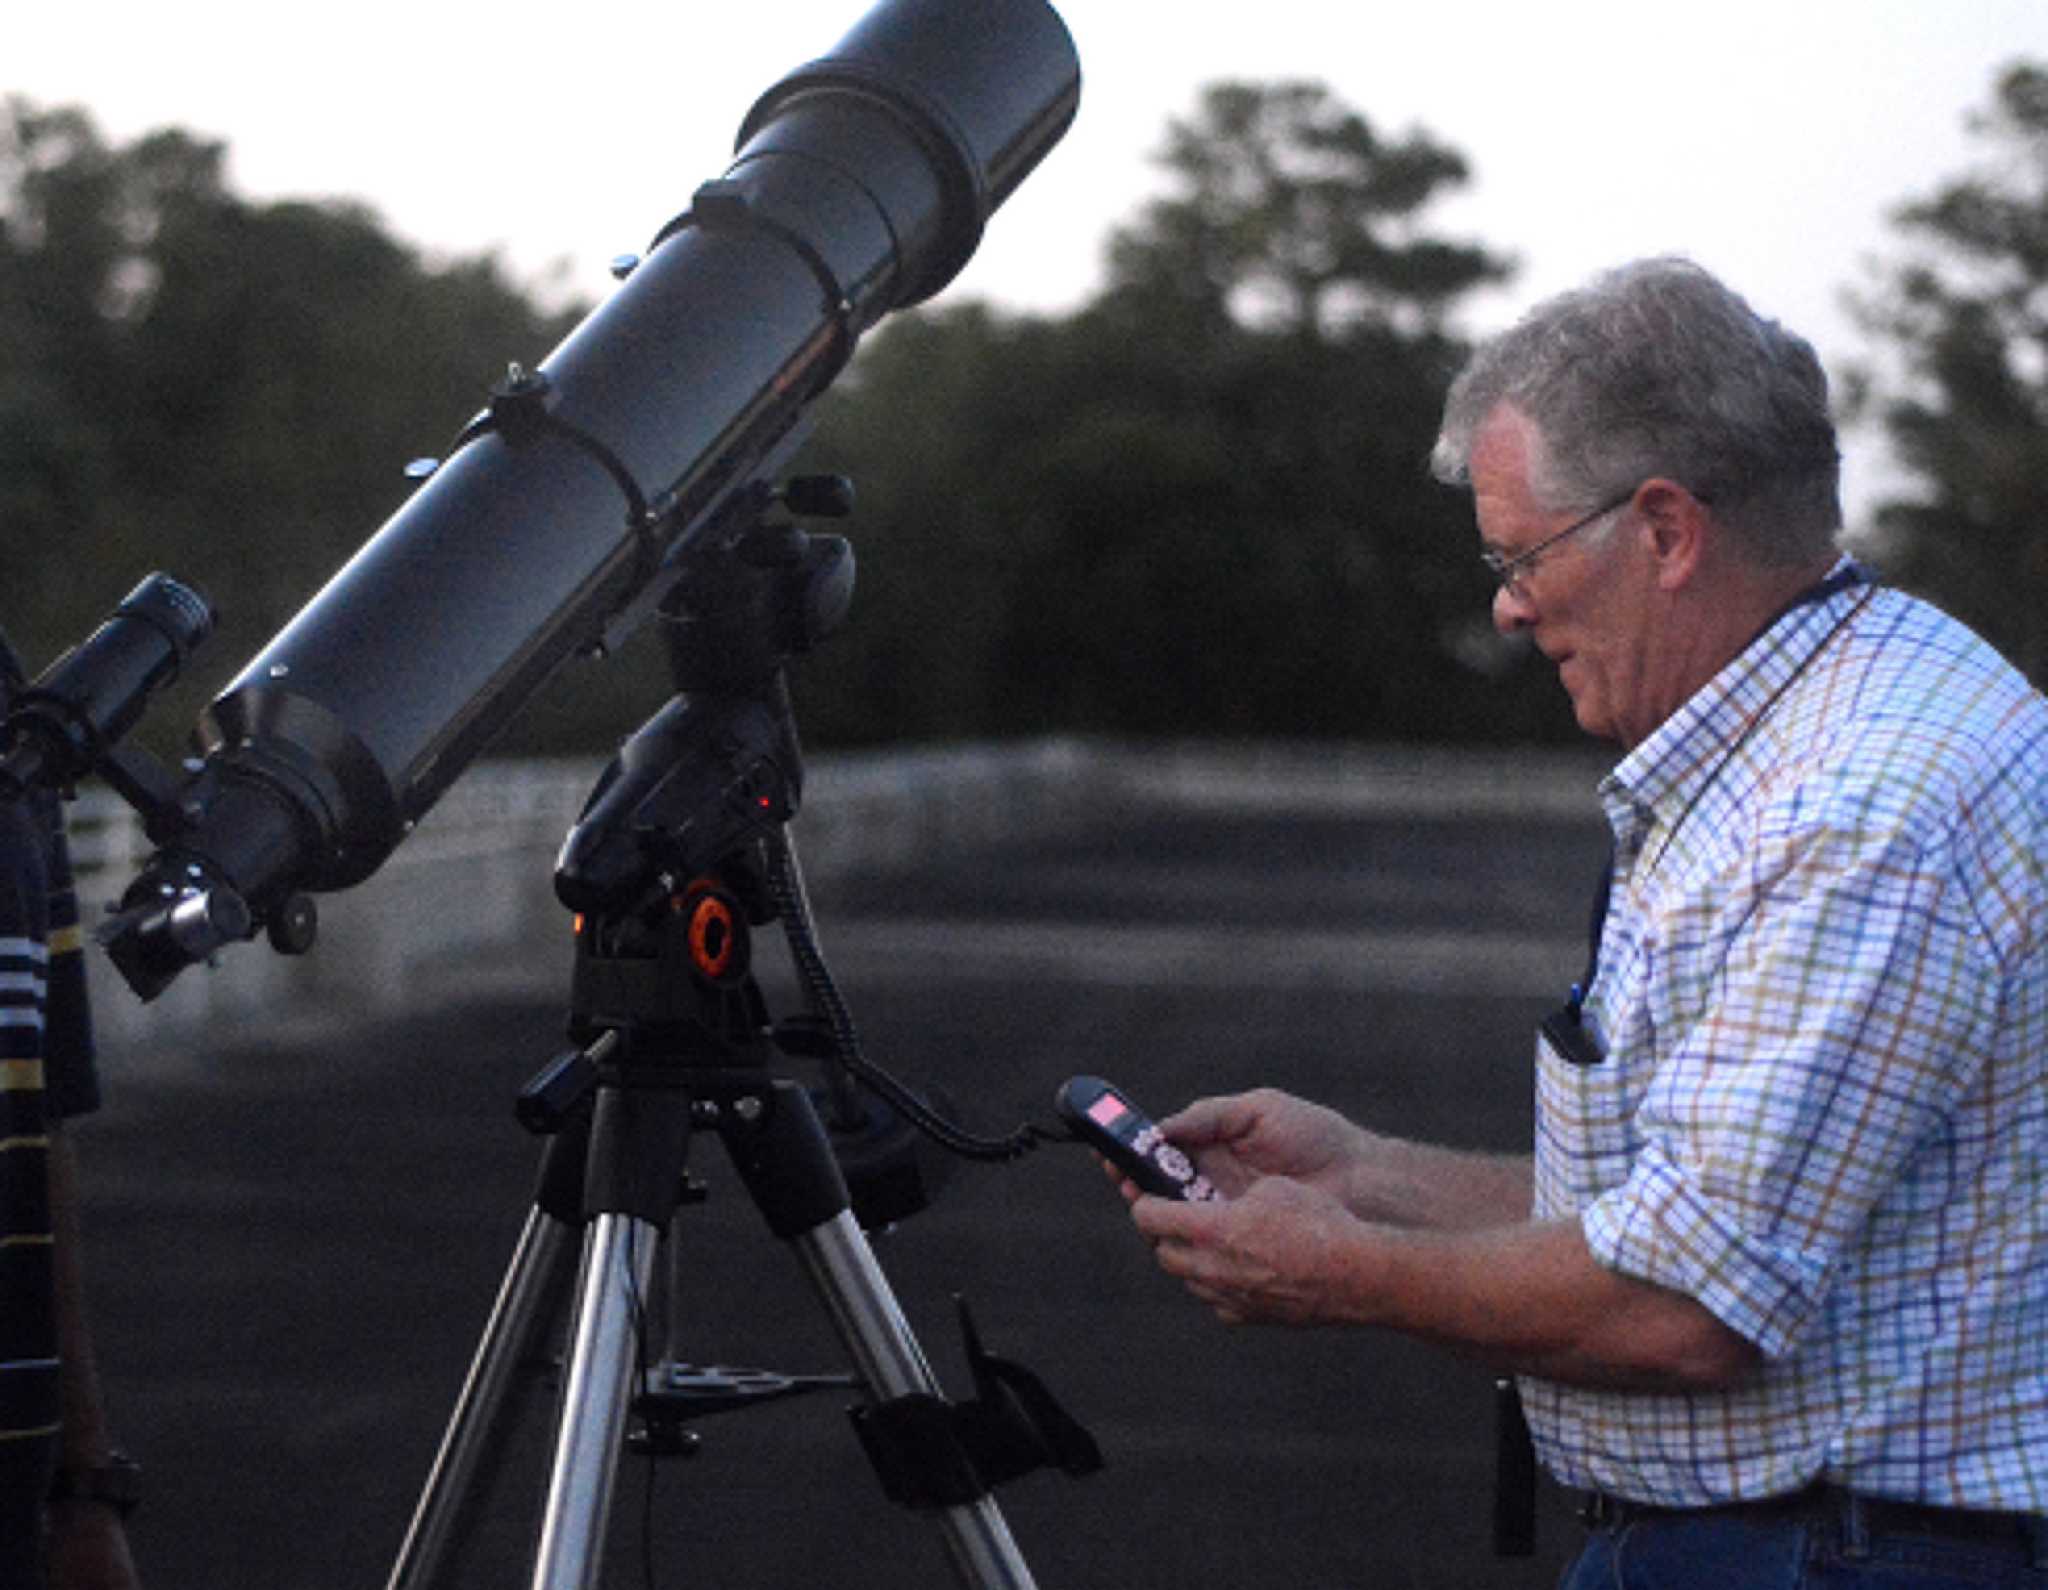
[74,778,1605,1589]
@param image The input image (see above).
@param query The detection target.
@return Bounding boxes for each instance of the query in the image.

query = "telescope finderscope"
[0,573,215,810]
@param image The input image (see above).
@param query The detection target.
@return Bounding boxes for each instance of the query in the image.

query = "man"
[0,633,140,1589]
[1119,258,2048,1587]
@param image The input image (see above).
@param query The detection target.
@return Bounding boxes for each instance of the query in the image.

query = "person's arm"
[1332,1134,1532,1232]
[44,1124,141,1590]
[1132,1180,1758,1391]
[1153,1089,1533,1230]
[1126,1088,1755,1388]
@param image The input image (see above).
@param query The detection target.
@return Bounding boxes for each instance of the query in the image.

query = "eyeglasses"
[1481,486,1638,596]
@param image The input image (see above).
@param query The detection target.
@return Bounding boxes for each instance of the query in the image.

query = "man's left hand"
[1132,1175,1366,1327]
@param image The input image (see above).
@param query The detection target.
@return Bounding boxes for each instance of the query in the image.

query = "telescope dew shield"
[735,0,1088,307]
[102,0,1078,1001]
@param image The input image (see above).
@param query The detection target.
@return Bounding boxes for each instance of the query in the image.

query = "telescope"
[98,0,1080,1000]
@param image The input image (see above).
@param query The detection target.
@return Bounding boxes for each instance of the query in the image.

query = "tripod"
[384,485,1096,1589]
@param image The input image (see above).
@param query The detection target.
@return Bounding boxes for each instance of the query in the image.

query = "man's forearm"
[1340,1136,1533,1231]
[1343,1215,1760,1390]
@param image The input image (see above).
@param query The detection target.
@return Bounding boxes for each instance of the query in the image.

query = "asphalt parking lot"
[71,752,1609,1588]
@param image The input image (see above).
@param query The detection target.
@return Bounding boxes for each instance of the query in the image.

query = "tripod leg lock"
[849,1297,1102,1511]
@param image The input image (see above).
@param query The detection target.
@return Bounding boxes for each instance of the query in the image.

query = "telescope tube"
[104,0,1079,1000]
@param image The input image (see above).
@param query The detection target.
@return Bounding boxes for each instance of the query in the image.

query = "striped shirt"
[1522,574,2048,1509]
[0,640,99,1464]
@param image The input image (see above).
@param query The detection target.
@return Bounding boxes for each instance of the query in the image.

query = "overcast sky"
[11,1,2046,519]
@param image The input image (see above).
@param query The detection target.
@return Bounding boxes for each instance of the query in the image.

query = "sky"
[10,1,2047,520]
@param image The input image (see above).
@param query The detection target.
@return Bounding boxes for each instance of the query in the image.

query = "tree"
[794,81,1552,746]
[1102,80,1510,341]
[0,101,588,753]
[0,104,133,632]
[1848,61,2048,680]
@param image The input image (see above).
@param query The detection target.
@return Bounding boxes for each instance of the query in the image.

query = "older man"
[1121,258,2048,1587]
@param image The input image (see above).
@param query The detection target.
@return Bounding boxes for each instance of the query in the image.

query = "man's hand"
[1131,1175,1366,1327]
[1145,1089,1367,1202]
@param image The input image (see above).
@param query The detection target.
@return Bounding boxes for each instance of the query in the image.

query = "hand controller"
[1055,1075,1219,1202]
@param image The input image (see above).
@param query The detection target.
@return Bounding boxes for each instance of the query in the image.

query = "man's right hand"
[1152,1089,1369,1202]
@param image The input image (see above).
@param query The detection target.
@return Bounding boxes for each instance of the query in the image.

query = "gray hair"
[1431,258,1842,564]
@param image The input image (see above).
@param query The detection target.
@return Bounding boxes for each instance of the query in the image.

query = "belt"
[1581,1484,2048,1559]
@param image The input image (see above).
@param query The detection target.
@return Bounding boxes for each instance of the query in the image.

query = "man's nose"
[1493,582,1535,635]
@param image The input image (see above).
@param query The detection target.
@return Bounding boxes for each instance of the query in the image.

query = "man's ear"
[1633,478,1711,591]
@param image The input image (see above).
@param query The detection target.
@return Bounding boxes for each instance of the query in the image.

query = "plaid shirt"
[1523,573,2048,1509]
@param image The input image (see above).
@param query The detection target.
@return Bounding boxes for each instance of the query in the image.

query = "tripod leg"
[795,1209,1039,1590]
[530,1211,661,1590]
[390,1114,595,1590]
[518,1059,699,1590]
[720,1082,1039,1589]
[387,1208,582,1590]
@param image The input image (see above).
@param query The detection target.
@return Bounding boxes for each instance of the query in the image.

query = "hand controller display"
[1055,1075,1219,1203]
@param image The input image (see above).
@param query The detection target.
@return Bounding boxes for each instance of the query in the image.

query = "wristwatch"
[48,1451,142,1519]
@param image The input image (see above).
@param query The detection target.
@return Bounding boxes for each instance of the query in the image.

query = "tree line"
[2,68,2043,763]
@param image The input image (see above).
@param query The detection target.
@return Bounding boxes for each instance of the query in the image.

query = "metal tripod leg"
[795,1209,1036,1589]
[718,1079,1039,1588]
[524,1079,1039,1590]
[388,1149,586,1590]
[527,1207,1036,1590]
[531,1212,663,1590]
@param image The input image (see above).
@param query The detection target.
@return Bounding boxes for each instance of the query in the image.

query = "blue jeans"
[1560,1495,2048,1589]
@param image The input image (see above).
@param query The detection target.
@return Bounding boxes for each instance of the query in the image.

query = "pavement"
[70,753,1610,1588]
